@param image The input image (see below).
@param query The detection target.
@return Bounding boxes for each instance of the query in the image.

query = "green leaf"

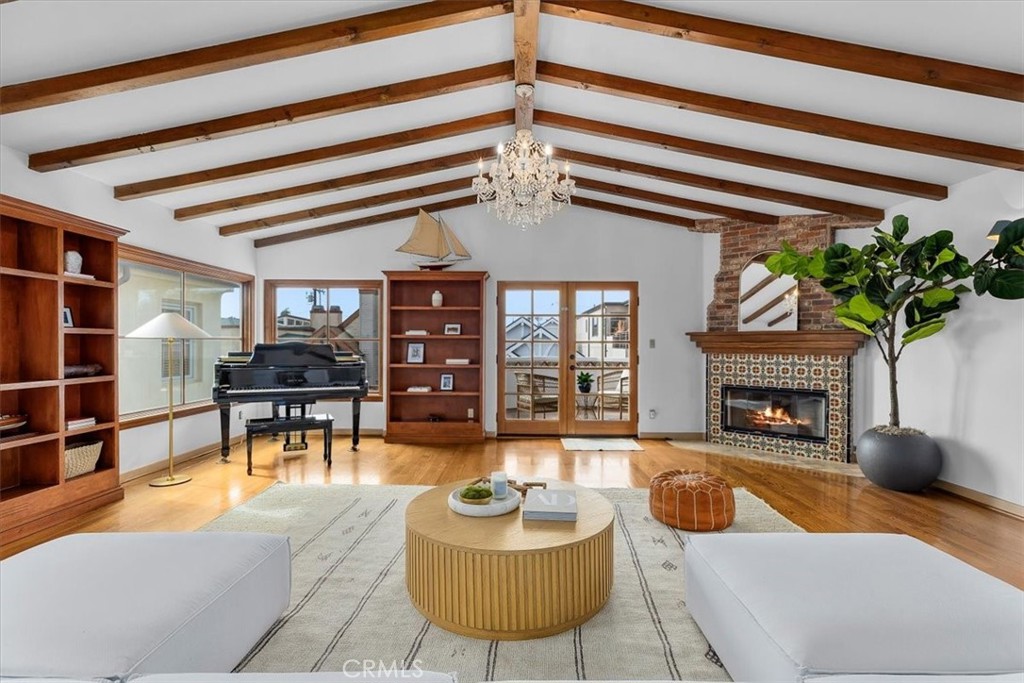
[993,219,1024,260]
[885,279,915,306]
[892,215,910,242]
[929,247,956,272]
[952,284,971,295]
[837,315,875,337]
[974,264,994,296]
[986,269,1024,300]
[902,320,945,345]
[847,293,885,323]
[807,251,826,278]
[921,287,956,307]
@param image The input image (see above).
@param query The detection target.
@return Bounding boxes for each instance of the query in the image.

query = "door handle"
[569,353,575,360]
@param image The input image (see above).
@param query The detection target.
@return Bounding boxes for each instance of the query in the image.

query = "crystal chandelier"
[472,128,576,228]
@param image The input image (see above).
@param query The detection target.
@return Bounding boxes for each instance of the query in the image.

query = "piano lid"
[249,342,338,366]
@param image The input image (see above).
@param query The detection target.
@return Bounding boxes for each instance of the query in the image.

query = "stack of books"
[406,386,432,392]
[522,489,578,522]
[445,358,470,365]
[66,416,96,430]
[405,330,428,335]
[64,271,96,280]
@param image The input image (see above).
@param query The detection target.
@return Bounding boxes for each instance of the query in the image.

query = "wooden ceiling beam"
[115,110,515,200]
[572,196,696,228]
[175,148,495,220]
[513,0,540,129]
[537,62,1024,169]
[29,62,514,172]
[559,147,885,220]
[540,0,1024,102]
[574,176,780,224]
[219,177,471,236]
[0,1,513,114]
[253,195,479,248]
[535,110,946,200]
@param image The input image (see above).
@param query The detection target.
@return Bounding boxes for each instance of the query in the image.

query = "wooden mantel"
[687,330,868,356]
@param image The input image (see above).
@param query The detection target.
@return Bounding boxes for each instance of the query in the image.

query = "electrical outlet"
[648,409,657,419]
[467,408,475,420]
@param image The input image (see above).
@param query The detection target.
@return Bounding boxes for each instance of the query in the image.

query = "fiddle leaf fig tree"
[766,216,1024,431]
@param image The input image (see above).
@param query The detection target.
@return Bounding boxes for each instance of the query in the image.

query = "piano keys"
[212,342,369,461]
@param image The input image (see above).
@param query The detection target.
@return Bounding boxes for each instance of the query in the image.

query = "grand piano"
[212,342,369,461]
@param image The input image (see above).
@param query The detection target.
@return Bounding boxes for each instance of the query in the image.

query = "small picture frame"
[439,373,454,391]
[406,342,425,364]
[62,307,74,328]
[443,323,462,335]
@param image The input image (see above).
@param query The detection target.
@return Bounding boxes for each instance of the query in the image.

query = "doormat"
[561,437,644,451]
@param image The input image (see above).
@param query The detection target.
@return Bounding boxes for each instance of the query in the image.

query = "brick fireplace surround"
[690,214,873,461]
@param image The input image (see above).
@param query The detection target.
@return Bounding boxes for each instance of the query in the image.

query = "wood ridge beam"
[253,195,479,248]
[537,62,1024,169]
[30,62,514,172]
[115,110,515,200]
[535,110,945,201]
[540,0,1024,102]
[220,177,471,236]
[513,0,541,129]
[557,146,885,220]
[1,1,513,113]
[571,196,695,228]
[175,148,495,221]
[574,176,779,224]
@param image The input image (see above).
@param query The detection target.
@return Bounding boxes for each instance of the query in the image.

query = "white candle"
[491,471,508,499]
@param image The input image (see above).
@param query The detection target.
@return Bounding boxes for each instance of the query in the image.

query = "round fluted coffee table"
[405,479,614,640]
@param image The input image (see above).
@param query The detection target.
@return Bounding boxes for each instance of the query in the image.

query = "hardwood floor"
[3,435,1022,589]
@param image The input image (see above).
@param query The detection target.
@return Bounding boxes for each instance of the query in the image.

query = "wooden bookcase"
[384,271,487,444]
[0,195,125,549]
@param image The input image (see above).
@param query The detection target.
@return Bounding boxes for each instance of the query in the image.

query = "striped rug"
[203,483,801,681]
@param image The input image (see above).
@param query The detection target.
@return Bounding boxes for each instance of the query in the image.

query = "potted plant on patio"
[766,216,1024,491]
[576,371,594,393]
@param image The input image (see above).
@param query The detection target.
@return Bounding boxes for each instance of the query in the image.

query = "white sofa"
[685,533,1024,681]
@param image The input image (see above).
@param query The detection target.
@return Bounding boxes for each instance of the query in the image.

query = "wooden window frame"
[263,279,383,402]
[118,244,255,427]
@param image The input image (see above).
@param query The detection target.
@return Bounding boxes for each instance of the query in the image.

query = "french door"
[497,282,638,436]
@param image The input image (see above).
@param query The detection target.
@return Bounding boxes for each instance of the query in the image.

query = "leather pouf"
[649,469,735,531]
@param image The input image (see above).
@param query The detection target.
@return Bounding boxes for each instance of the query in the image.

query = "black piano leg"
[219,405,231,463]
[351,398,361,451]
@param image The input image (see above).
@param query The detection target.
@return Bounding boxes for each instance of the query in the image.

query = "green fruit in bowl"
[459,485,493,505]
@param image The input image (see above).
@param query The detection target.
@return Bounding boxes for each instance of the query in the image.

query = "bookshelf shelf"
[384,271,487,444]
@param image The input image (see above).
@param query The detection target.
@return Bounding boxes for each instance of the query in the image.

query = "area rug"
[203,483,801,681]
[560,437,644,451]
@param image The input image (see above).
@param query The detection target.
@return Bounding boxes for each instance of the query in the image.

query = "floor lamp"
[126,311,211,487]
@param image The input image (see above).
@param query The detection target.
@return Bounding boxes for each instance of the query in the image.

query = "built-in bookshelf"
[0,195,124,549]
[384,271,487,444]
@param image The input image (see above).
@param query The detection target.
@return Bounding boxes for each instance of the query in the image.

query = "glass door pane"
[499,286,563,434]
[570,286,634,432]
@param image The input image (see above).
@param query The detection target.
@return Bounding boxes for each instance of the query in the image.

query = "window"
[118,246,252,418]
[264,280,382,396]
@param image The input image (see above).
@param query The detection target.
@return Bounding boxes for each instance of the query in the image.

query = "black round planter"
[856,429,942,492]
[578,384,592,394]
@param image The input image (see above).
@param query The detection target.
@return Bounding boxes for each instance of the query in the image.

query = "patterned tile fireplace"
[688,332,867,462]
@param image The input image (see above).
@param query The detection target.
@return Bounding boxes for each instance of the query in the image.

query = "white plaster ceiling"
[1,0,1021,245]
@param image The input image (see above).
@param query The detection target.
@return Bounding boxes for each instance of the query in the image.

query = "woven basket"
[65,440,102,479]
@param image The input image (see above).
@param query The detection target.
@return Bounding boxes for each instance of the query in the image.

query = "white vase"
[431,290,443,307]
[64,250,83,274]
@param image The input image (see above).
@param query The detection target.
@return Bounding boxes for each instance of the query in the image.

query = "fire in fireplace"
[722,386,827,442]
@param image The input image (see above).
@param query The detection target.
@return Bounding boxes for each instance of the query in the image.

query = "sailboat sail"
[396,210,471,267]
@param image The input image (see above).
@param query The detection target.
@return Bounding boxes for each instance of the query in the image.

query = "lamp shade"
[125,311,211,340]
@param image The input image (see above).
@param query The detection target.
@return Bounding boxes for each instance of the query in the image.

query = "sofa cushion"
[0,532,290,679]
[685,533,1024,681]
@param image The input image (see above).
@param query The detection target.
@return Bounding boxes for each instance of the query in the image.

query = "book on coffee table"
[522,488,578,521]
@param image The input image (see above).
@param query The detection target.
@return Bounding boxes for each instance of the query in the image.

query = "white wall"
[256,204,708,435]
[0,144,261,474]
[836,169,1024,506]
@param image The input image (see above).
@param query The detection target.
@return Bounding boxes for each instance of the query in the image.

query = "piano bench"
[245,413,334,475]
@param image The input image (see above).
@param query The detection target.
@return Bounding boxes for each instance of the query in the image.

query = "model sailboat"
[396,209,471,270]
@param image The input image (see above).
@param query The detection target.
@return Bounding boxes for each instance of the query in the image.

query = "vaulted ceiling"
[1,0,1021,248]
